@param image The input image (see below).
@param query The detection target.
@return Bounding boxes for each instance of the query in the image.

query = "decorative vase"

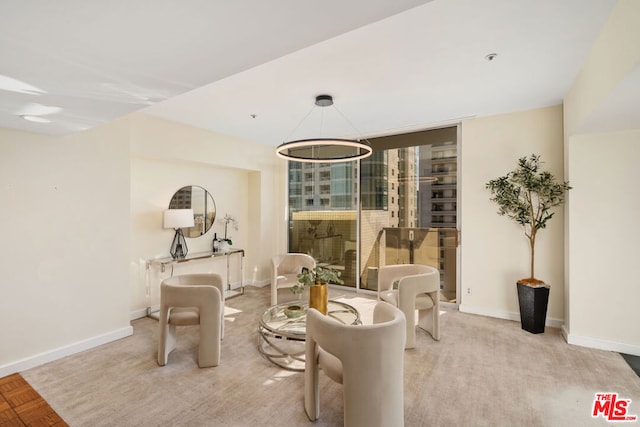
[516,282,550,334]
[284,304,304,318]
[309,282,328,315]
[218,241,231,253]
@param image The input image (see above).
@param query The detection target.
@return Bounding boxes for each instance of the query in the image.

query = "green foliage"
[485,154,571,280]
[291,266,344,294]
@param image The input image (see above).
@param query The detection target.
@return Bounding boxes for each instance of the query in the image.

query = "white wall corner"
[0,326,133,378]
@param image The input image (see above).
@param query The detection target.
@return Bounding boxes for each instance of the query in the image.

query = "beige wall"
[129,113,285,316]
[0,112,287,376]
[130,157,251,315]
[563,0,640,354]
[459,105,566,325]
[566,131,640,349]
[564,0,640,135]
[0,120,132,376]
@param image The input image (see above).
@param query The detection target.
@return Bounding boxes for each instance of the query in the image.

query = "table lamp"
[164,209,194,259]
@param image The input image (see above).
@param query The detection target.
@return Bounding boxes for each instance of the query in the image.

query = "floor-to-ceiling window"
[359,127,459,303]
[288,161,358,287]
[288,126,459,303]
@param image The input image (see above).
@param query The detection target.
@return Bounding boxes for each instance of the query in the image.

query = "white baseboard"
[459,305,639,356]
[130,307,148,320]
[229,280,243,289]
[458,304,564,328]
[248,279,269,288]
[0,326,133,378]
[562,328,640,357]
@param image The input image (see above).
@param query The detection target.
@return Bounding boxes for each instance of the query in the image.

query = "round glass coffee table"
[258,300,360,371]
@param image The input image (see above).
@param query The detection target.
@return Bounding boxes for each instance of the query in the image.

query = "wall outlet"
[466,288,472,295]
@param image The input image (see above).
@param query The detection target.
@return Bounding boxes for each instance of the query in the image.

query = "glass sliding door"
[287,126,459,304]
[287,161,358,287]
[359,127,459,304]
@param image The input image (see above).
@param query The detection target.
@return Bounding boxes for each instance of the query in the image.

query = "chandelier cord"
[276,94,373,163]
[284,104,317,142]
[319,105,325,138]
[332,104,370,143]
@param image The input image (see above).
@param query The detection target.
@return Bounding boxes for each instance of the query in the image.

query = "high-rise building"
[419,142,457,228]
[287,131,457,297]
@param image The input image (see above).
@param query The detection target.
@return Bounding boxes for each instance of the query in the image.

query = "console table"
[146,249,244,318]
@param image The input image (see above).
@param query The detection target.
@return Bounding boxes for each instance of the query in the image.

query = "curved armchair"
[158,273,224,368]
[305,302,406,426]
[271,253,316,306]
[378,264,440,349]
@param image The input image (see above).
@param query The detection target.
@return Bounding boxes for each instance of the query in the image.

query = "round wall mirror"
[168,186,216,237]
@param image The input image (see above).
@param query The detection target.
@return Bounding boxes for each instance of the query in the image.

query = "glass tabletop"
[260,300,360,338]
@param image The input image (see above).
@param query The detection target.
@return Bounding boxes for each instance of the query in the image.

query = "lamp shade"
[163,209,194,229]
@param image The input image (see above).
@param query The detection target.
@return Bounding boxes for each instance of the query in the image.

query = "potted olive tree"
[486,154,571,333]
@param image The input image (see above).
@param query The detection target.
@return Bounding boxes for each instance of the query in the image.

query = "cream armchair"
[271,253,316,306]
[304,302,406,426]
[378,264,440,349]
[157,273,224,368]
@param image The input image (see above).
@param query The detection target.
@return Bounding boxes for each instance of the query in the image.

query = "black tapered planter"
[516,282,550,334]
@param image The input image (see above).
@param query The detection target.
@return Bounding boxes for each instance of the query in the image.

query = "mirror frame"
[168,185,216,238]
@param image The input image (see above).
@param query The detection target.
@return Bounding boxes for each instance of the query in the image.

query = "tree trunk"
[529,232,536,279]
[519,233,543,285]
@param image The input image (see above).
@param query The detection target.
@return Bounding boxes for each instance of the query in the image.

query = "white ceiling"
[1,0,626,144]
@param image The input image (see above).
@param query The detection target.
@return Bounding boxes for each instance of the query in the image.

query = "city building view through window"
[288,127,459,304]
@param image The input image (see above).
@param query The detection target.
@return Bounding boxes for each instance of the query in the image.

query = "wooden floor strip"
[0,374,67,427]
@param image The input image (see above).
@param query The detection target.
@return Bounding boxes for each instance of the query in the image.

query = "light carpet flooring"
[22,286,640,426]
